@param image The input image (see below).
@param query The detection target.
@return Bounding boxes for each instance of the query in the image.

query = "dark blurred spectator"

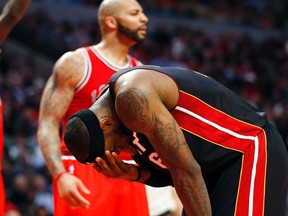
[9,173,35,216]
[33,175,53,215]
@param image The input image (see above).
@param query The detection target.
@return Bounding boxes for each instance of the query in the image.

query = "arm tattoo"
[117,88,153,128]
[118,88,186,167]
[153,114,187,168]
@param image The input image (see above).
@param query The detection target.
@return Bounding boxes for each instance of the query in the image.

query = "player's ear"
[104,16,117,29]
[100,117,114,131]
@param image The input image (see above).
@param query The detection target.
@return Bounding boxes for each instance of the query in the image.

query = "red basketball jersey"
[61,46,141,152]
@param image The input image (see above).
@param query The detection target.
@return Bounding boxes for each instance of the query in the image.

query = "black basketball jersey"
[109,65,267,170]
[109,65,287,216]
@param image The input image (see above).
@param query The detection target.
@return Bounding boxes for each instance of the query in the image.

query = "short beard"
[117,21,145,43]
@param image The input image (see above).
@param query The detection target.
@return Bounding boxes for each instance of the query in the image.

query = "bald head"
[98,0,144,29]
[98,0,122,23]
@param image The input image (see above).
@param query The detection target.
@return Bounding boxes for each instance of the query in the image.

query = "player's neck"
[95,40,133,67]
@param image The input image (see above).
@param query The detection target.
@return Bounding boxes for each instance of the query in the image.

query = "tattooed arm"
[0,0,31,43]
[114,70,212,216]
[37,50,90,209]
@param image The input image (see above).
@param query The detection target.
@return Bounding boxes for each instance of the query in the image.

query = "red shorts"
[0,173,4,216]
[53,156,149,216]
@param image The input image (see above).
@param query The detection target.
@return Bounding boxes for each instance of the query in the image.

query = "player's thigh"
[146,186,182,216]
[206,158,242,216]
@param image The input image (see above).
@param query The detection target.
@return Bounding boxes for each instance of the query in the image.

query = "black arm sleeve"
[132,153,174,187]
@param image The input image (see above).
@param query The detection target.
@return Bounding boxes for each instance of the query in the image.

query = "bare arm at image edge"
[0,0,31,43]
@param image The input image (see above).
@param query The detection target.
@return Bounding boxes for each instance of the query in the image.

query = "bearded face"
[117,20,147,43]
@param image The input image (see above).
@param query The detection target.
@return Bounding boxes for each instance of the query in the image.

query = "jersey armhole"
[75,48,90,93]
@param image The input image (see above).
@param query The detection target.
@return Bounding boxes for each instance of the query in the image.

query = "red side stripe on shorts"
[171,90,267,216]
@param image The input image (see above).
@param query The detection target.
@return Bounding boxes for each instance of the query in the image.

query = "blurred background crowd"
[0,0,287,215]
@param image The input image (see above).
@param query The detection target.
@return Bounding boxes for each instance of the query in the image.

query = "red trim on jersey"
[171,90,267,216]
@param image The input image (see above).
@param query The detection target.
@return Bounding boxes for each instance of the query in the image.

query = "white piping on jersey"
[75,49,91,93]
[175,106,259,216]
[61,155,135,164]
[75,47,138,93]
[248,136,258,216]
[123,160,136,164]
[61,155,76,160]
[136,60,143,66]
[91,46,131,70]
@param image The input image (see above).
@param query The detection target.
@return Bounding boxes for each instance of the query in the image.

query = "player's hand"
[92,150,138,181]
[57,172,91,209]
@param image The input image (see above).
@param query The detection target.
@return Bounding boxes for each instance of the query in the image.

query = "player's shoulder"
[56,48,84,66]
[52,48,85,83]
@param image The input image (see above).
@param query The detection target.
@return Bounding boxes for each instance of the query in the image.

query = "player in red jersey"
[64,65,288,216]
[0,0,31,215]
[37,0,151,215]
